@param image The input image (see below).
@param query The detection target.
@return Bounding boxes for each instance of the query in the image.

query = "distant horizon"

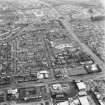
[0,0,103,7]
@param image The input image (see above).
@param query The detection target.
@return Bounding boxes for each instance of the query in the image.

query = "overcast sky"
[0,0,104,8]
[100,0,105,8]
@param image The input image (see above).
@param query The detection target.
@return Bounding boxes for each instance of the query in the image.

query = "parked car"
[14,74,38,83]
[37,71,49,79]
[0,92,5,103]
[78,55,94,65]
[30,74,38,81]
[54,71,63,79]
[91,15,105,21]
[14,76,25,83]
[24,75,32,82]
[0,76,11,85]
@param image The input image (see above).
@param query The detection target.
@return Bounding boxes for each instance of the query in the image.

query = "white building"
[37,71,49,79]
[76,81,87,90]
[57,101,69,105]
[79,96,90,105]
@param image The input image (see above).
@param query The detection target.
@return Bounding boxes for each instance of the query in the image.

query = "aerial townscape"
[0,0,105,105]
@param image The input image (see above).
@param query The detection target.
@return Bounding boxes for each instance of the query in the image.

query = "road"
[42,36,55,79]
[0,71,104,91]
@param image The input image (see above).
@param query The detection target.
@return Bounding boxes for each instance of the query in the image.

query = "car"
[0,76,11,85]
[55,94,65,98]
[91,15,105,21]
[30,74,38,81]
[14,76,25,83]
[0,92,5,103]
[23,95,42,102]
[72,80,83,84]
[77,52,94,65]
[52,84,62,90]
[24,75,31,82]
[54,58,62,65]
[0,77,6,85]
[78,55,94,65]
[55,71,63,79]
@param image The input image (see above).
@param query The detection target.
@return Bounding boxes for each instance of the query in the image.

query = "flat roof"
[79,96,90,105]
[57,101,69,105]
[76,82,86,90]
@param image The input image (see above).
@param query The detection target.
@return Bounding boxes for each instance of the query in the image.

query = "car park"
[24,75,32,82]
[30,74,38,81]
[78,54,94,65]
[14,74,38,83]
[91,15,105,21]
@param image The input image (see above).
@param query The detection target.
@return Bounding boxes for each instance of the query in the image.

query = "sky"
[100,0,105,8]
[0,0,104,9]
